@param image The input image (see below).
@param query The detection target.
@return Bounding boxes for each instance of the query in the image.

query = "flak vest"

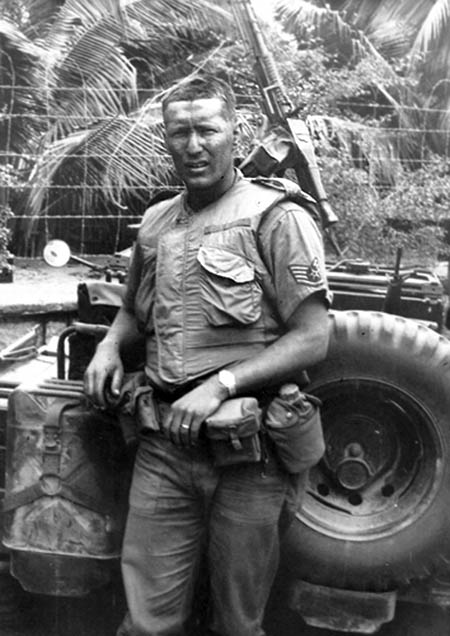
[131,176,318,388]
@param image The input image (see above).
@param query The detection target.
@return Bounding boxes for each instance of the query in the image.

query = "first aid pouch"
[205,397,262,467]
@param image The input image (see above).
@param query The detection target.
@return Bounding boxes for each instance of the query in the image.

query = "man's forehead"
[163,97,230,121]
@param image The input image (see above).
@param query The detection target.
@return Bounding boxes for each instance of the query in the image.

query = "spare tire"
[281,310,450,591]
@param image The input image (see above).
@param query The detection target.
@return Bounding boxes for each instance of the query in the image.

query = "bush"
[321,155,448,266]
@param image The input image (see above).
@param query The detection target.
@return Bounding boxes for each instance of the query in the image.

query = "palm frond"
[114,0,232,86]
[337,0,434,58]
[405,1,450,154]
[35,0,233,142]
[40,2,139,139]
[410,0,450,114]
[26,94,177,217]
[27,130,92,215]
[45,0,230,57]
[12,0,235,223]
[0,19,47,157]
[274,0,436,167]
[124,0,231,34]
[411,0,450,56]
[20,0,65,38]
[275,0,386,64]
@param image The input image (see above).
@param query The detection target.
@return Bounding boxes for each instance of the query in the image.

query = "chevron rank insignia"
[289,257,323,286]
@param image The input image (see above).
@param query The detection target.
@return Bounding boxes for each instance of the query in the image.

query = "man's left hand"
[161,376,228,447]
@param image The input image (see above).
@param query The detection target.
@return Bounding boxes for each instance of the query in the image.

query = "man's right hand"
[83,340,124,408]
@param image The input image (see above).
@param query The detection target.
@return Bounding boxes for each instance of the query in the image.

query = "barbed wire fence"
[2,82,450,260]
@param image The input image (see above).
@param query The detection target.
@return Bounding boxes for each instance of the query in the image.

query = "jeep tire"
[282,310,450,591]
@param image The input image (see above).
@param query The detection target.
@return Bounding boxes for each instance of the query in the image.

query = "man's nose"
[186,131,202,153]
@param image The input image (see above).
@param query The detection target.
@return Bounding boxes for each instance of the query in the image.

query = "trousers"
[116,432,290,636]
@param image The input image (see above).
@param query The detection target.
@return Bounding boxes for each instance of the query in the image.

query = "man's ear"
[232,121,241,157]
[163,127,172,152]
[162,107,169,148]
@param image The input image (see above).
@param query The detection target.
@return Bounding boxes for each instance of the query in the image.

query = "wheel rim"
[299,378,443,541]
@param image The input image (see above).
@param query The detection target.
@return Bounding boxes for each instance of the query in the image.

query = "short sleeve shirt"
[257,200,331,322]
[121,177,331,387]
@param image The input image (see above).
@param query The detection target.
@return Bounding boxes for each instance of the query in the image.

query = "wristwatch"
[217,369,237,398]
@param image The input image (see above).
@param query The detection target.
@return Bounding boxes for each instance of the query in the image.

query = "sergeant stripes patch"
[288,257,324,286]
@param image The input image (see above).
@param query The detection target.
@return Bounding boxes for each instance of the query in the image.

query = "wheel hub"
[299,378,441,539]
[336,457,372,491]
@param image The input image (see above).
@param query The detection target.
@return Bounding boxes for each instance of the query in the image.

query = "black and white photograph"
[1,1,450,634]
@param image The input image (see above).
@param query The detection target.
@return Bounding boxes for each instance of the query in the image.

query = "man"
[84,75,330,636]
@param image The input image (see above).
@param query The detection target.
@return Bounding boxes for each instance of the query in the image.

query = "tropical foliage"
[0,0,240,252]
[0,0,449,263]
[274,0,450,262]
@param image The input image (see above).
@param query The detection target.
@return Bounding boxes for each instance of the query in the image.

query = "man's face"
[163,97,235,195]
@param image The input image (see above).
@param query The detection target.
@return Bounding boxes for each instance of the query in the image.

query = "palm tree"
[0,15,48,261]
[1,0,237,253]
[6,0,447,258]
[274,0,450,167]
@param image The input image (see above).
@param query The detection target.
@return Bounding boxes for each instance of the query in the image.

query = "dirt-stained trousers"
[116,432,290,636]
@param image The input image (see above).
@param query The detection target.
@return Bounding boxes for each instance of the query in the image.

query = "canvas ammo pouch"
[264,386,325,474]
[205,397,262,467]
[115,372,160,445]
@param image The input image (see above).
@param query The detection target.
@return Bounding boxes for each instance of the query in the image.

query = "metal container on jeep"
[2,378,129,596]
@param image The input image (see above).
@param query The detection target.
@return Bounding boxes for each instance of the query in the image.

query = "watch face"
[219,370,236,395]
[218,371,229,386]
[43,239,71,267]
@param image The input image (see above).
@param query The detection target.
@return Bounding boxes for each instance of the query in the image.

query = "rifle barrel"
[230,0,340,245]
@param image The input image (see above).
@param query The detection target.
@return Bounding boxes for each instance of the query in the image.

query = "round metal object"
[43,239,71,268]
[336,458,371,491]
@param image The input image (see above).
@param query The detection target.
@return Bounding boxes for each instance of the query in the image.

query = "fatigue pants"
[117,433,290,636]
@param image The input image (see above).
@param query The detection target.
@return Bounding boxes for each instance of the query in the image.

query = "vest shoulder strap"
[250,176,320,224]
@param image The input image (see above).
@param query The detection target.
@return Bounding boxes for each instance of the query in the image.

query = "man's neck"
[186,169,237,211]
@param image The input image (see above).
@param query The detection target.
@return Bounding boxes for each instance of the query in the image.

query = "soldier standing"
[84,74,330,636]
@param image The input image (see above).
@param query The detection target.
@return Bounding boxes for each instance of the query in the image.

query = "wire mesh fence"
[2,82,450,260]
[1,85,262,257]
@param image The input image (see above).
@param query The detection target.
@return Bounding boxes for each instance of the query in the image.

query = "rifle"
[230,0,341,255]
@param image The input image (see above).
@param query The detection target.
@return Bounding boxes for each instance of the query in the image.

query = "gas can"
[2,378,130,596]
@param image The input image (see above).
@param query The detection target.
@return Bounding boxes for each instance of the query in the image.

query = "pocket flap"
[197,246,255,283]
[205,397,261,440]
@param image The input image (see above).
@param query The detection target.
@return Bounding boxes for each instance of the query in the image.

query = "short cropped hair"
[162,75,236,121]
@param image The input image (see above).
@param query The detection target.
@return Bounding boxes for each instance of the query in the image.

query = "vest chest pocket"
[197,245,262,326]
